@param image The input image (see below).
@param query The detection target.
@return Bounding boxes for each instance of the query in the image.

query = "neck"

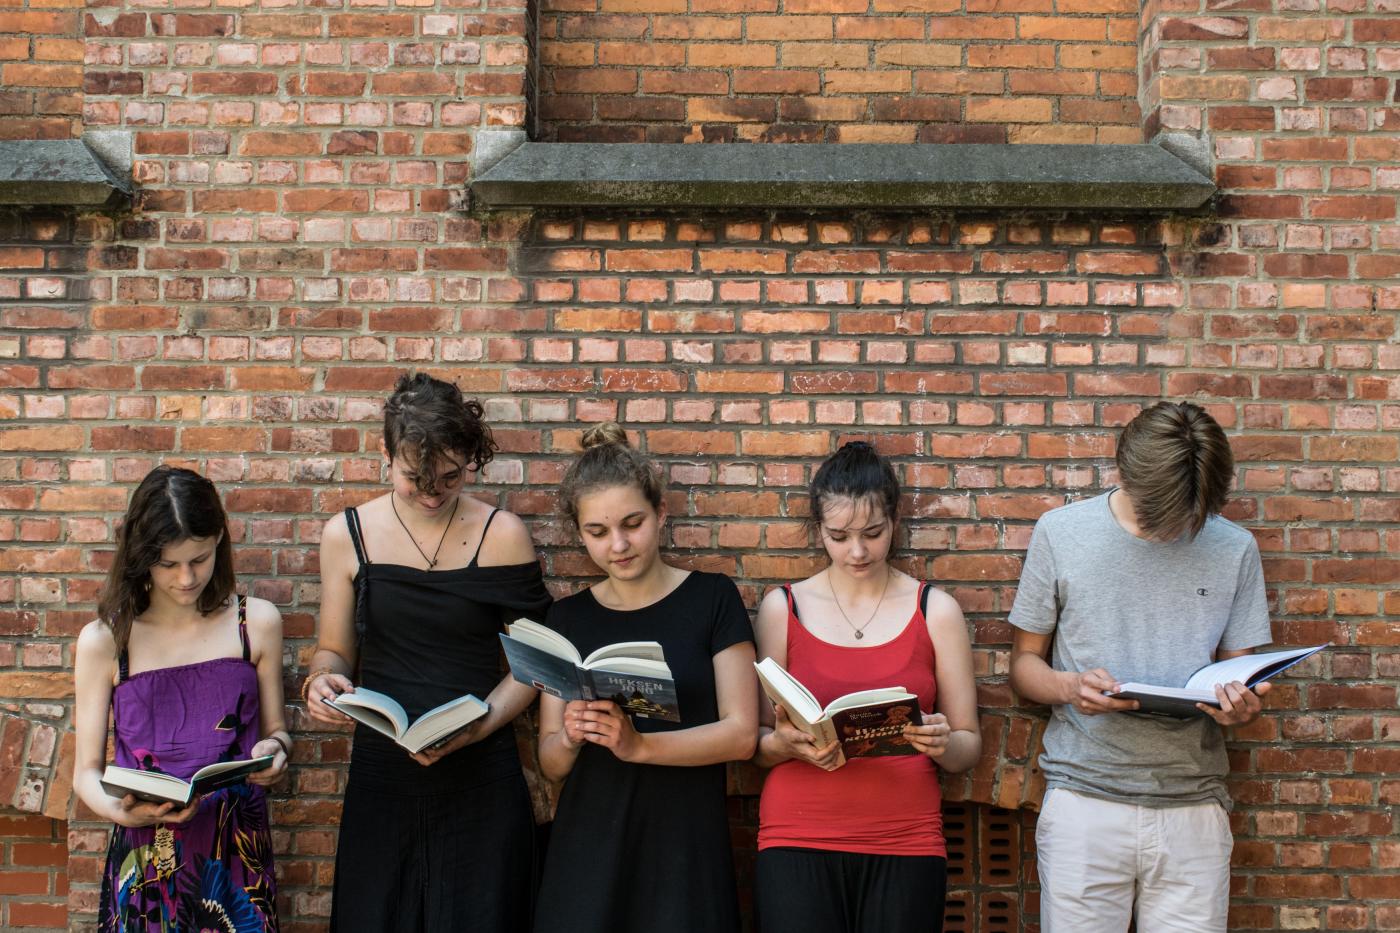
[1108,488,1149,539]
[141,596,210,628]
[826,563,892,597]
[600,557,678,610]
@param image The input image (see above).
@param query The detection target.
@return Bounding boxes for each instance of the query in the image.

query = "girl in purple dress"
[73,466,289,932]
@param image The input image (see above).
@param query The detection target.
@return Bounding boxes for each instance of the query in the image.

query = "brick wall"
[2,0,1399,929]
[0,814,68,931]
[537,0,1142,143]
[0,0,83,140]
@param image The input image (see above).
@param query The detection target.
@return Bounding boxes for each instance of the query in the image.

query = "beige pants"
[1035,788,1233,933]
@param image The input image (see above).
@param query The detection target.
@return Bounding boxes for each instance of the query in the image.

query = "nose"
[850,537,868,559]
[179,564,197,586]
[610,529,629,552]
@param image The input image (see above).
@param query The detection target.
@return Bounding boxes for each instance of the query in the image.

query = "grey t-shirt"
[1009,491,1272,808]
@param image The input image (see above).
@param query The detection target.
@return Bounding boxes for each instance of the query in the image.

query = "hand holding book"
[112,793,202,829]
[769,704,844,771]
[562,699,646,762]
[902,711,954,759]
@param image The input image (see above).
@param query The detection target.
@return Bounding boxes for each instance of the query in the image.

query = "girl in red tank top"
[752,442,982,933]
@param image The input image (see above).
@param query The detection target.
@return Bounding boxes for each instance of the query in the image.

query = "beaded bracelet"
[300,667,337,703]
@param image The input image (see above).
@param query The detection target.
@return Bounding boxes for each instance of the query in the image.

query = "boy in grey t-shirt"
[1009,401,1273,933]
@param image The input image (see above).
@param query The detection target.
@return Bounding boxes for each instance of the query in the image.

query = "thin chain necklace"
[390,494,458,570]
[827,567,892,640]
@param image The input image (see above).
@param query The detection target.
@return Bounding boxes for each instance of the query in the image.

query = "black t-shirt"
[534,570,754,933]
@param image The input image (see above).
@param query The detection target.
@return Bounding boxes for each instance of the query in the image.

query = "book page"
[583,640,666,667]
[824,687,914,715]
[400,694,488,753]
[754,658,823,724]
[330,687,409,739]
[507,619,583,665]
[1183,645,1326,691]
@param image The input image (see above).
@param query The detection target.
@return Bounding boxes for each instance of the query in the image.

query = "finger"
[1253,681,1272,698]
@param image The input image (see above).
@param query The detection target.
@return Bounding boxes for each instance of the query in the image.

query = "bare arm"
[1009,628,1139,715]
[245,598,291,785]
[904,588,981,773]
[304,513,360,725]
[72,622,199,828]
[751,587,842,771]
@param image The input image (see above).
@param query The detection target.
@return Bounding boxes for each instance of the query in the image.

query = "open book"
[327,687,489,753]
[755,657,921,758]
[101,755,275,806]
[1109,644,1327,717]
[500,618,680,722]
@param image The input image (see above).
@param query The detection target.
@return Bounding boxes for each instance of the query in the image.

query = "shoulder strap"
[117,646,129,684]
[237,595,250,662]
[919,581,931,619]
[344,506,370,566]
[468,508,501,568]
[782,583,799,620]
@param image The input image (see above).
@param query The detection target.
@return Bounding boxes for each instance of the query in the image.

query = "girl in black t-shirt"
[533,421,759,933]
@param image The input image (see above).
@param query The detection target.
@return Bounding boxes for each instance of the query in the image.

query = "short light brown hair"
[1115,401,1234,540]
[559,422,666,531]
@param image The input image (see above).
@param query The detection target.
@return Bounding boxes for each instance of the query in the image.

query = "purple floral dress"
[99,597,278,932]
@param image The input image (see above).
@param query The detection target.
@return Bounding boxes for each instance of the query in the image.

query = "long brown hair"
[97,466,236,652]
[559,422,665,531]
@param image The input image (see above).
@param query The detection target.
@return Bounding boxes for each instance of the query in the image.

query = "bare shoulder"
[77,618,118,659]
[321,510,351,549]
[921,584,968,633]
[478,508,539,565]
[243,596,284,635]
[757,585,790,620]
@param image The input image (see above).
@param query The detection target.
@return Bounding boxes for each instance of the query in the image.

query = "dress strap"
[781,583,800,620]
[467,508,501,569]
[344,506,370,566]
[237,595,250,662]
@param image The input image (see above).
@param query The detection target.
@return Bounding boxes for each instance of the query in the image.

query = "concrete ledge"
[470,143,1215,211]
[0,138,134,207]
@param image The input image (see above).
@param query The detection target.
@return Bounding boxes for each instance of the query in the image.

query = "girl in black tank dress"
[304,373,551,932]
[532,422,759,933]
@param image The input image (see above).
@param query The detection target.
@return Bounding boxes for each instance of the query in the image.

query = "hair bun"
[580,421,629,450]
[841,440,875,453]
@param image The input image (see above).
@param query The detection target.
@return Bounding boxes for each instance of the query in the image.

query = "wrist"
[619,730,650,765]
[1058,670,1081,705]
[301,668,337,702]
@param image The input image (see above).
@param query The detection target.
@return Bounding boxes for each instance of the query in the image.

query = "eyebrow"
[582,511,647,530]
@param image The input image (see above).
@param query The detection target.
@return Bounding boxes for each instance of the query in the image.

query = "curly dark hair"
[383,372,497,494]
[97,466,236,653]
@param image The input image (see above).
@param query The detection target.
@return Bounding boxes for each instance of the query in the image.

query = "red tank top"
[757,583,945,857]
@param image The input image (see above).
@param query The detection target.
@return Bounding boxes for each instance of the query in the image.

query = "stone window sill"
[469,142,1214,212]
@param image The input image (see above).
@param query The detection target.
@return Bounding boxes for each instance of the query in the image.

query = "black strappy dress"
[329,507,552,933]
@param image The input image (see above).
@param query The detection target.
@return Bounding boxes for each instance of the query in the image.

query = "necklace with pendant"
[827,567,891,640]
[390,495,458,570]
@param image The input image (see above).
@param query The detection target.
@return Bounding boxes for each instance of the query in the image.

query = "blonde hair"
[559,423,665,530]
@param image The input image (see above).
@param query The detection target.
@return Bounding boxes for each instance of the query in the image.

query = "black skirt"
[331,771,537,933]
